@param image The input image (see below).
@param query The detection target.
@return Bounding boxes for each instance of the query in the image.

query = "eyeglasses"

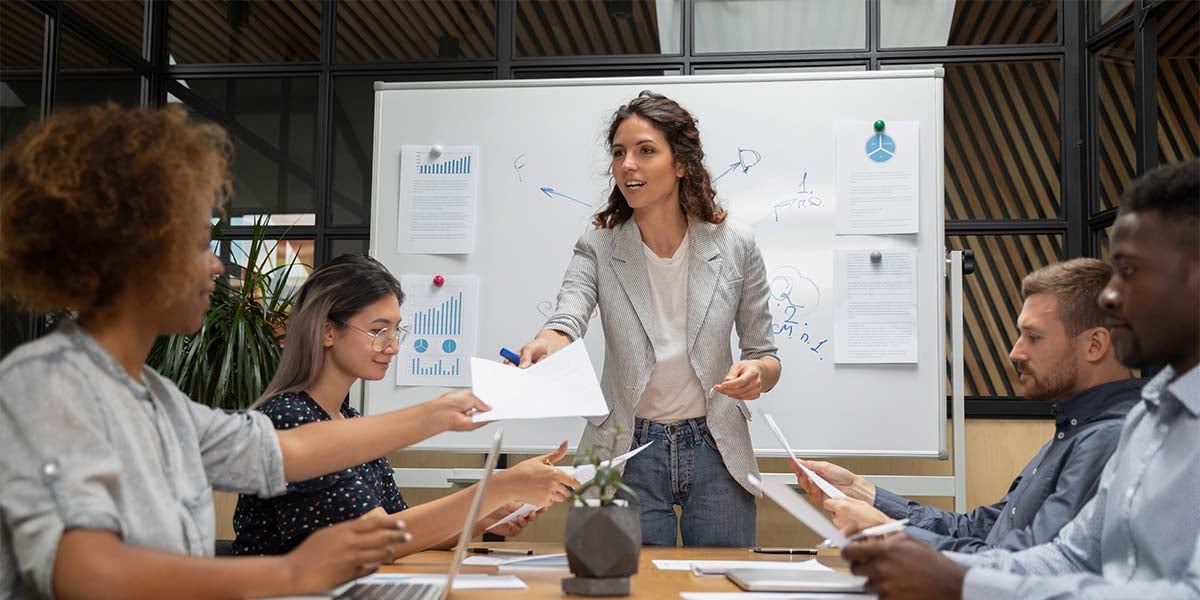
[336,321,410,352]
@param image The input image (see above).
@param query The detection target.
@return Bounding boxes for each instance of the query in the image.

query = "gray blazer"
[544,215,779,495]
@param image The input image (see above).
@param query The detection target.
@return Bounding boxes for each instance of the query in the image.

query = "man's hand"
[789,458,876,504]
[842,534,967,600]
[824,497,892,536]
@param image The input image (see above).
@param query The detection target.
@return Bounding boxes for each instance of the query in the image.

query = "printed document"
[835,121,920,235]
[470,340,608,422]
[397,145,479,254]
[833,248,918,364]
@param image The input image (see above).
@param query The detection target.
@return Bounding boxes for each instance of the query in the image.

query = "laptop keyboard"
[333,582,441,600]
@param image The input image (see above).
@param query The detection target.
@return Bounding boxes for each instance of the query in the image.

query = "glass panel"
[1094,0,1134,35]
[0,0,43,146]
[220,238,315,300]
[328,238,370,261]
[1097,224,1114,260]
[336,1,496,62]
[166,0,320,64]
[695,0,864,53]
[947,234,1064,398]
[1156,0,1199,166]
[943,61,1061,220]
[1094,29,1135,213]
[56,27,142,110]
[0,1,44,360]
[693,64,866,75]
[65,0,145,58]
[515,0,681,57]
[171,77,319,222]
[512,68,679,79]
[881,0,1056,48]
[330,73,490,226]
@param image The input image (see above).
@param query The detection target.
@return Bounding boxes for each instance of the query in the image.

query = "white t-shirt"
[634,231,708,422]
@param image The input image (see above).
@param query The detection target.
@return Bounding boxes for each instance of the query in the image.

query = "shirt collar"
[1051,378,1142,434]
[1147,363,1200,417]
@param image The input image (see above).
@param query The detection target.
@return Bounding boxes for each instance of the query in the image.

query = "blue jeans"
[619,416,756,547]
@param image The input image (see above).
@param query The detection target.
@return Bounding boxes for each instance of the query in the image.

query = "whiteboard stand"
[390,250,971,513]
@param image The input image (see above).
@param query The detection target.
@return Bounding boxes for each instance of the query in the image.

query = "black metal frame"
[10,0,1182,418]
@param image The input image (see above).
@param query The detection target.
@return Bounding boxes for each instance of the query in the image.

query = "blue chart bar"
[418,155,471,175]
[409,357,461,376]
[413,292,463,336]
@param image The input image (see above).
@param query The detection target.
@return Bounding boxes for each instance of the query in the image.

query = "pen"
[470,547,534,555]
[751,547,818,555]
[846,519,909,543]
[499,347,521,365]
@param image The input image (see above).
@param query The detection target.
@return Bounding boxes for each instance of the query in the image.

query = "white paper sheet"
[394,275,479,387]
[749,475,847,547]
[680,593,875,599]
[652,559,832,574]
[833,249,918,364]
[359,573,527,590]
[485,443,653,531]
[462,553,567,568]
[469,340,608,422]
[834,121,919,234]
[397,145,479,254]
[762,414,845,500]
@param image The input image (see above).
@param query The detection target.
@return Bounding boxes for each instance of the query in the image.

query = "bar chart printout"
[397,145,480,254]
[395,274,479,387]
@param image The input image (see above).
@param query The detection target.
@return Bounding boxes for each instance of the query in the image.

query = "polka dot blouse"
[232,391,408,555]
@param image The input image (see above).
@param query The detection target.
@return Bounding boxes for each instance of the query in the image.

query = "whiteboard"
[367,71,946,457]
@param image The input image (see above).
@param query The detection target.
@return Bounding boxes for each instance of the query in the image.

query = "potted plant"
[562,427,641,597]
[148,216,303,410]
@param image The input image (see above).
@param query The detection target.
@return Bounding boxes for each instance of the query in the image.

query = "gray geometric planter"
[562,503,641,596]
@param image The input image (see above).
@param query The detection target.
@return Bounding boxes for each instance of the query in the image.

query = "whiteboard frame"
[367,71,949,459]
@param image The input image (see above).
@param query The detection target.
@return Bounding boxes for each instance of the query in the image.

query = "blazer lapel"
[686,220,723,352]
[609,217,661,354]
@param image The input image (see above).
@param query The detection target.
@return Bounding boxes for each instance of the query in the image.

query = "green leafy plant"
[570,426,639,507]
[149,216,304,410]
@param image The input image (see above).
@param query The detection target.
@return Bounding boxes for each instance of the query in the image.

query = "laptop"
[325,429,506,600]
[725,569,867,593]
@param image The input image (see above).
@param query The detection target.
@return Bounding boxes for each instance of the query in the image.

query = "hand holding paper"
[470,340,607,422]
[748,474,847,548]
[486,442,653,532]
[762,414,846,500]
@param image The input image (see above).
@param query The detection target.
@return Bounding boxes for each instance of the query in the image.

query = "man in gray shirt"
[795,258,1139,554]
[841,159,1200,599]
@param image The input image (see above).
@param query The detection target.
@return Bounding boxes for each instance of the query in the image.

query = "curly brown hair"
[593,91,726,229]
[0,103,231,317]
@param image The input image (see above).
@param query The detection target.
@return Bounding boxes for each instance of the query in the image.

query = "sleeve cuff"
[963,567,1026,599]
[872,486,911,519]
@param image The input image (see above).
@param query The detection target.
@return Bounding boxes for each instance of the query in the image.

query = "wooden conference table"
[382,542,849,599]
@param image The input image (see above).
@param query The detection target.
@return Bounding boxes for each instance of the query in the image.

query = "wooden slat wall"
[0,0,44,71]
[944,62,1062,221]
[1155,0,1200,167]
[165,0,321,64]
[948,0,1057,45]
[1096,30,1136,212]
[515,0,661,57]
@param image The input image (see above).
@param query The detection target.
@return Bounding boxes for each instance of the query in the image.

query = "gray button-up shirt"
[0,322,287,599]
[875,378,1142,553]
[951,364,1200,599]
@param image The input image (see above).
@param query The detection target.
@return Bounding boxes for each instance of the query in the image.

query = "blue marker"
[499,347,521,365]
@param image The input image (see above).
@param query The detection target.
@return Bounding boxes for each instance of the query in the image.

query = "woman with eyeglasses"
[233,254,580,557]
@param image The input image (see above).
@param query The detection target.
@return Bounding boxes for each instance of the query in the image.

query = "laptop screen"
[438,428,504,599]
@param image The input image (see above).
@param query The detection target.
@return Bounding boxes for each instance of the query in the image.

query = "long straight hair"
[253,254,404,408]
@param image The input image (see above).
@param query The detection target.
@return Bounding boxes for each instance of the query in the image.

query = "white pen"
[846,519,909,543]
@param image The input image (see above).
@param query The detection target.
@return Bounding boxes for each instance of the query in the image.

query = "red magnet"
[433,274,445,287]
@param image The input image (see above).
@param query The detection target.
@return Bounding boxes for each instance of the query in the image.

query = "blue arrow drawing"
[712,147,762,183]
[540,186,590,207]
